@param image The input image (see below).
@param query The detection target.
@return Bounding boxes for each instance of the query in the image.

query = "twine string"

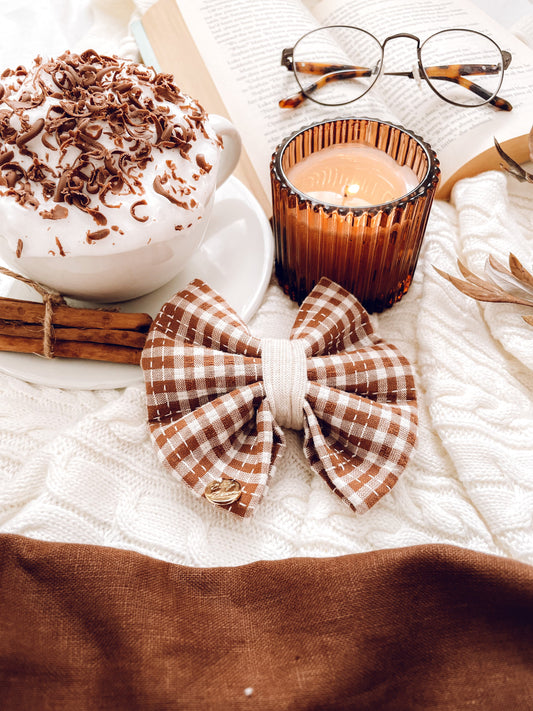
[0,266,66,358]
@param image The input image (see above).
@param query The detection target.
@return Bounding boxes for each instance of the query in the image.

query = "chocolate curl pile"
[0,50,216,250]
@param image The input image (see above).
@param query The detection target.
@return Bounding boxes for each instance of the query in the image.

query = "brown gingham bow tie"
[141,278,417,517]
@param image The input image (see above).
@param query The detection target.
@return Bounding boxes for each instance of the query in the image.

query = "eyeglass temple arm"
[279,57,373,108]
[420,53,512,109]
[280,53,512,110]
[280,50,372,107]
[279,69,372,108]
[386,64,512,110]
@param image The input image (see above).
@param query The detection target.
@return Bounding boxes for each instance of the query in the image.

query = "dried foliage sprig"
[434,253,533,325]
[488,131,533,324]
[494,138,533,183]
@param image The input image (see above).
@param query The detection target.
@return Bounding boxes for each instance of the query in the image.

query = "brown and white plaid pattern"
[141,278,417,517]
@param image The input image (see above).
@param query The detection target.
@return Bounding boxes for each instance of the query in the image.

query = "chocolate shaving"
[40,204,68,220]
[27,159,55,183]
[115,81,133,93]
[0,150,14,166]
[130,199,149,222]
[16,238,23,257]
[15,118,44,148]
[8,181,39,208]
[3,163,25,189]
[55,236,66,256]
[0,111,17,144]
[153,175,188,209]
[53,169,71,202]
[195,154,212,173]
[74,200,107,226]
[100,184,122,208]
[95,65,118,83]
[86,228,110,242]
[104,154,118,175]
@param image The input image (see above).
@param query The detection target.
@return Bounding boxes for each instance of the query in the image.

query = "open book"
[135,0,533,216]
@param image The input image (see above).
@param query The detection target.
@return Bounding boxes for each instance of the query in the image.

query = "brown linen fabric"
[1,535,533,710]
[141,277,417,517]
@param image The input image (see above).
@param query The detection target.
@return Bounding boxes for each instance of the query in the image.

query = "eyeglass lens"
[292,26,504,107]
[292,26,382,105]
[420,29,504,106]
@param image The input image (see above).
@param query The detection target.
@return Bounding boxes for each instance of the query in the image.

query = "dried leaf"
[509,252,533,289]
[436,251,533,328]
[434,264,514,302]
[485,254,533,300]
[457,259,496,289]
[488,253,514,277]
[493,138,533,183]
[433,259,533,308]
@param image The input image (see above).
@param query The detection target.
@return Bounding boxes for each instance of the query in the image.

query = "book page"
[313,0,533,196]
[512,13,533,49]
[172,0,398,212]
[143,0,533,208]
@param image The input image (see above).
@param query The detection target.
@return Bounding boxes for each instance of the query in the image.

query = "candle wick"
[343,183,360,198]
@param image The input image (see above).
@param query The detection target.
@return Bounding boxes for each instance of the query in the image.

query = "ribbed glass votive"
[270,117,440,312]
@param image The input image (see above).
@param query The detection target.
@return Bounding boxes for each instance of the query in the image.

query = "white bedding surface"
[0,0,532,567]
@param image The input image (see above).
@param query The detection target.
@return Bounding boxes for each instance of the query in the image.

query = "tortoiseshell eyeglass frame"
[280,27,512,111]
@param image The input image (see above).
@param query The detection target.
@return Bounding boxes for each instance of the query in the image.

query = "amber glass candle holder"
[270,117,440,312]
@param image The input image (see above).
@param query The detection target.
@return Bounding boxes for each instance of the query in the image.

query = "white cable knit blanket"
[0,0,532,567]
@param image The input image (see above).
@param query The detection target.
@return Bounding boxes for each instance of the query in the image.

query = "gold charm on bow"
[141,278,418,517]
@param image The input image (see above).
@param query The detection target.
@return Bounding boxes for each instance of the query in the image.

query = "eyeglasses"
[280,26,512,111]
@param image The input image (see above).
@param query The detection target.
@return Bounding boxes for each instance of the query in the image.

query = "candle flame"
[343,184,360,198]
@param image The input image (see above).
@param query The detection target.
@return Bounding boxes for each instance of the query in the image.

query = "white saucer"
[0,176,273,390]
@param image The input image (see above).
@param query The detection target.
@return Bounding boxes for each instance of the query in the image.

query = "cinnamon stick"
[0,320,147,349]
[0,294,153,364]
[0,335,142,365]
[0,297,152,331]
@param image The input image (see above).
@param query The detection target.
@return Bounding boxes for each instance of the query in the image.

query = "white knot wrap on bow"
[261,338,307,430]
[141,278,418,518]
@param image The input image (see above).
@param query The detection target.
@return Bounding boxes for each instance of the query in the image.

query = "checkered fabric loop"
[141,278,418,517]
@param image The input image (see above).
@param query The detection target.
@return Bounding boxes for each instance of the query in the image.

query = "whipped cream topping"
[0,50,222,257]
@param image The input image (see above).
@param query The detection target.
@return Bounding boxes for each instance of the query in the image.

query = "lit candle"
[270,118,440,311]
[286,143,419,207]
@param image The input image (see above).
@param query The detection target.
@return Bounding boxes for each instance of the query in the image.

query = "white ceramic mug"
[211,115,242,188]
[0,114,241,303]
